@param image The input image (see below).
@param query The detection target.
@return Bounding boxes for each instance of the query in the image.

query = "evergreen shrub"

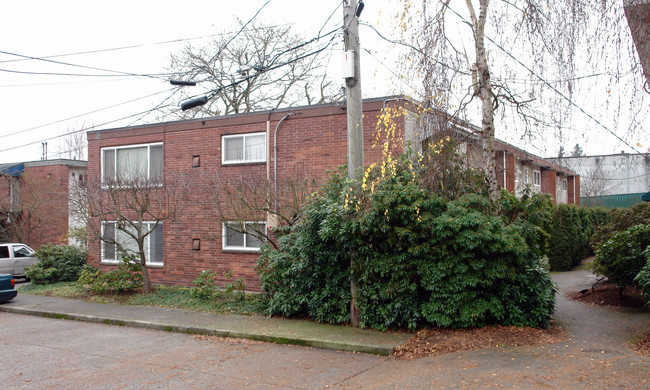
[25,244,87,284]
[593,224,650,295]
[258,143,557,330]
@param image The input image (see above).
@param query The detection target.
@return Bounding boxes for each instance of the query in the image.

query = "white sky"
[0,0,647,164]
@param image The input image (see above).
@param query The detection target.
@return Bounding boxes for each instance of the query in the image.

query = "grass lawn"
[18,282,265,316]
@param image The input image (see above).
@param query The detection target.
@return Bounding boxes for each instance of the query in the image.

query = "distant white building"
[551,153,650,207]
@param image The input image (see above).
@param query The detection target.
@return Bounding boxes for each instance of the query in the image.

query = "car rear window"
[0,246,8,258]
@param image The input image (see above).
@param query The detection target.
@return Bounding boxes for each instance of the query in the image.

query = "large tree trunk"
[468,0,500,201]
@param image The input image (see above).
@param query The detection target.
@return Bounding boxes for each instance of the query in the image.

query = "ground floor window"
[222,222,265,251]
[102,221,163,265]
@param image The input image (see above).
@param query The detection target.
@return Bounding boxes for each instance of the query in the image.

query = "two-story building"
[86,97,578,289]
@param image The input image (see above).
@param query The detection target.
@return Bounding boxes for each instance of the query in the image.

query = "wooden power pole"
[343,0,363,327]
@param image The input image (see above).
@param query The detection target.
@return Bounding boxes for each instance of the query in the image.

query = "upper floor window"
[102,143,162,184]
[533,170,541,187]
[222,132,266,164]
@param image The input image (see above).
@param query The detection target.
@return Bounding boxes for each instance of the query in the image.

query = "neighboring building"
[0,159,87,249]
[86,97,579,290]
[551,153,650,208]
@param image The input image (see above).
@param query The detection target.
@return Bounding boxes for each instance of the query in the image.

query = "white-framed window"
[533,170,541,187]
[562,179,568,191]
[222,132,266,164]
[102,221,163,265]
[102,143,163,184]
[222,221,266,251]
[515,165,520,183]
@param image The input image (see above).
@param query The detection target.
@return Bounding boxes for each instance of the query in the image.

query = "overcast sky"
[0,0,647,164]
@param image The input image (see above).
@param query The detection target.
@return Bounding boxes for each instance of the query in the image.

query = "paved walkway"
[0,293,410,356]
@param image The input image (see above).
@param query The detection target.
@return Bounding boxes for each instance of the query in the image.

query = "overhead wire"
[1,0,337,153]
[0,88,177,140]
[0,50,171,80]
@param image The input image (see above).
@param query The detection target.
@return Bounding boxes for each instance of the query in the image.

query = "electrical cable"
[0,88,177,140]
[0,104,176,154]
[0,50,171,80]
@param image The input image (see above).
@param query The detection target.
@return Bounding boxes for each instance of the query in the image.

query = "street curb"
[0,305,395,356]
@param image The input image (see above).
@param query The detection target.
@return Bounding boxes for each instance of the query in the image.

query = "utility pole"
[343,0,363,328]
[344,0,364,181]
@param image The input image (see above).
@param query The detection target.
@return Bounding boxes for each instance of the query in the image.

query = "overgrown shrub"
[258,145,557,330]
[25,244,87,284]
[500,189,553,259]
[590,202,650,252]
[634,247,650,305]
[593,224,650,295]
[77,259,143,294]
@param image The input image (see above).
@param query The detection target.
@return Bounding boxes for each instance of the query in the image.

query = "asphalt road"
[1,266,648,389]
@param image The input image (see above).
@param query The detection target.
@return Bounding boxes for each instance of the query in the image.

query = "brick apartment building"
[0,159,87,249]
[86,97,578,290]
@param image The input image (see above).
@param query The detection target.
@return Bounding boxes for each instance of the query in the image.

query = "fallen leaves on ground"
[393,324,566,360]
[632,333,650,357]
[567,282,648,310]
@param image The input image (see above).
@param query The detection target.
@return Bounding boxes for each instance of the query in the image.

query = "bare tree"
[398,1,648,200]
[57,124,89,161]
[73,173,189,292]
[163,20,339,120]
[208,170,321,248]
[0,171,67,246]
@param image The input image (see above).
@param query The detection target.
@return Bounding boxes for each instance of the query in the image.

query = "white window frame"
[222,221,266,252]
[101,142,163,185]
[221,132,266,164]
[101,221,163,266]
[533,170,541,187]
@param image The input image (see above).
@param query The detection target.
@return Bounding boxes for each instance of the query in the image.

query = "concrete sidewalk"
[0,293,411,356]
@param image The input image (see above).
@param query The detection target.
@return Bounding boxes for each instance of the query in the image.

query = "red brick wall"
[87,101,402,290]
[541,169,557,204]
[0,165,70,249]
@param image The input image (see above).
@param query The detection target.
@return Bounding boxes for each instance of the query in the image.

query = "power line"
[0,67,174,78]
[0,88,176,140]
[0,104,175,154]
[0,32,239,65]
[0,50,171,80]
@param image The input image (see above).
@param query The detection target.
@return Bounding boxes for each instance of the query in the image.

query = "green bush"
[590,202,650,252]
[634,247,650,305]
[257,173,352,323]
[500,189,553,259]
[547,205,585,271]
[258,152,557,330]
[25,244,87,284]
[593,224,650,294]
[189,270,219,300]
[77,259,143,294]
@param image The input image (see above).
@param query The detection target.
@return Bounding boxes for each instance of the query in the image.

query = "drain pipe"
[274,113,295,213]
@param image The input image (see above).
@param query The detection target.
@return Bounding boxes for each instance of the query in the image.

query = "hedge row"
[547,205,609,271]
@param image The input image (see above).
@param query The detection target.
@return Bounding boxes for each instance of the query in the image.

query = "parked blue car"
[0,274,17,303]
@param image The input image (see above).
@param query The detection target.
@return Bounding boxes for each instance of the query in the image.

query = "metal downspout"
[274,113,294,213]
